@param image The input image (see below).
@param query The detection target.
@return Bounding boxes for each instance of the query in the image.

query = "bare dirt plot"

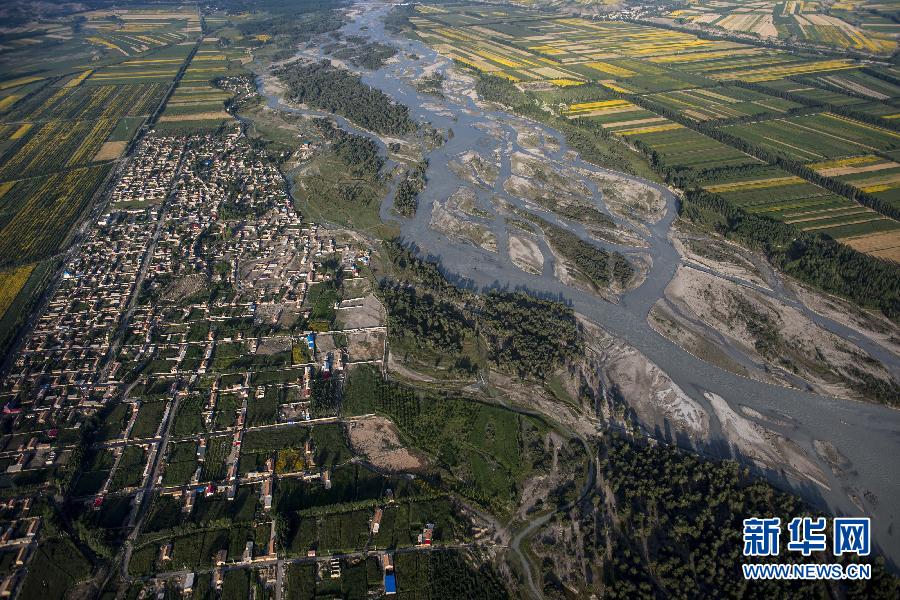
[158,110,230,122]
[336,293,385,330]
[840,229,900,262]
[93,140,127,161]
[345,328,385,362]
[346,415,426,471]
[341,277,373,300]
[161,273,206,302]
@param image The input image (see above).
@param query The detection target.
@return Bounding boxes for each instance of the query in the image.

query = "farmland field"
[646,86,802,123]
[201,436,231,481]
[163,441,200,486]
[655,0,896,55]
[720,113,900,162]
[810,155,900,210]
[0,264,34,319]
[110,446,148,491]
[0,118,118,178]
[130,400,168,440]
[156,39,251,131]
[697,164,900,258]
[2,82,167,122]
[623,124,762,175]
[0,165,111,267]
[405,4,900,255]
[804,70,900,102]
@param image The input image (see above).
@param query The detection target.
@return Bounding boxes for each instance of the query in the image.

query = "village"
[0,123,446,598]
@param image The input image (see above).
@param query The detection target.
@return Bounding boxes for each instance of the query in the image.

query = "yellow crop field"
[714,59,857,82]
[616,123,683,136]
[585,61,635,77]
[88,36,128,55]
[0,95,20,111]
[0,264,34,319]
[597,81,632,94]
[10,124,32,140]
[547,78,583,87]
[861,183,898,193]
[704,176,806,193]
[529,45,566,55]
[122,58,184,65]
[0,76,45,91]
[649,48,761,64]
[65,70,94,88]
[808,155,881,170]
[567,99,630,113]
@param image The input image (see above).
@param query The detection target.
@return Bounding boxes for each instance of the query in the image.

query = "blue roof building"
[384,572,396,595]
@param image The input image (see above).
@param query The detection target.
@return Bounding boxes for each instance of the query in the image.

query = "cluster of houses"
[0,498,38,596]
[109,136,185,207]
[0,116,390,598]
[1,136,184,402]
[0,136,186,419]
[0,136,190,594]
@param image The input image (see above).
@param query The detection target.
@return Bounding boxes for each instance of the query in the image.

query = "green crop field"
[201,435,231,481]
[172,394,207,437]
[721,113,900,162]
[646,85,802,122]
[626,124,762,174]
[163,441,200,486]
[130,400,167,439]
[697,165,900,241]
[110,446,147,491]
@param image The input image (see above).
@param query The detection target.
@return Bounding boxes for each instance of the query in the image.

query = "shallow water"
[260,1,900,567]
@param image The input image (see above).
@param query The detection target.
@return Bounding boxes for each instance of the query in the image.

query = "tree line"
[314,118,384,180]
[681,188,900,321]
[276,60,416,136]
[574,433,900,598]
[379,239,583,378]
[393,159,428,217]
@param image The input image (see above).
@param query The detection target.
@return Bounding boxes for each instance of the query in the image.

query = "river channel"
[258,1,900,567]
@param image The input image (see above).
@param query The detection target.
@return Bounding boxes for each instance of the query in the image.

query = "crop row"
[0,118,117,179]
[0,165,110,267]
